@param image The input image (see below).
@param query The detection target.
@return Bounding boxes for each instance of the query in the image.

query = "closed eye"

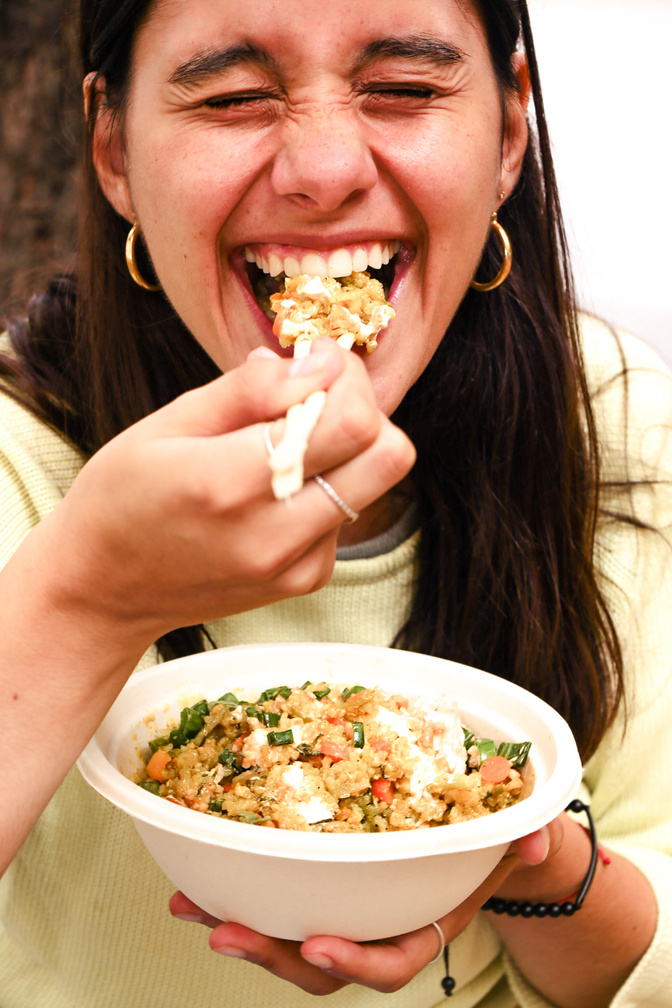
[203,91,279,109]
[366,85,438,99]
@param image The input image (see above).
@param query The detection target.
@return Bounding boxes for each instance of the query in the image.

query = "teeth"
[268,252,283,277]
[245,240,400,278]
[368,243,383,270]
[352,248,368,272]
[300,252,327,276]
[327,248,354,278]
[284,256,302,278]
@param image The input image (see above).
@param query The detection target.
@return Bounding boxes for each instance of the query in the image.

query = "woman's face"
[96,0,528,416]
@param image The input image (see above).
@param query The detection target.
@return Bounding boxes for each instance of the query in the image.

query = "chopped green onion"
[217,692,240,706]
[267,729,295,746]
[218,748,239,767]
[342,685,365,700]
[169,705,205,748]
[209,799,223,813]
[313,686,331,699]
[352,721,365,748]
[261,711,280,727]
[148,736,169,754]
[234,811,262,824]
[191,699,210,718]
[258,686,292,702]
[497,740,531,767]
[299,680,312,691]
[245,705,259,717]
[462,728,475,748]
[476,738,497,764]
[138,780,160,795]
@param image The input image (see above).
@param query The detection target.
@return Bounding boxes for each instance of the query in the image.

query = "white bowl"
[77,643,582,941]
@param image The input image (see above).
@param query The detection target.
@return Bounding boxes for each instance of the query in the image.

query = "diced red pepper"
[371,778,394,804]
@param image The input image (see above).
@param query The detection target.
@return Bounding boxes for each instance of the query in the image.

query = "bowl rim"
[77,642,583,861]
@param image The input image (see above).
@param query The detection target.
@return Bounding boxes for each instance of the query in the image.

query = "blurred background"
[0,0,670,366]
[528,0,672,367]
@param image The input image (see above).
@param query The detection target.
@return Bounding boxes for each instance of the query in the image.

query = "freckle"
[12,693,19,701]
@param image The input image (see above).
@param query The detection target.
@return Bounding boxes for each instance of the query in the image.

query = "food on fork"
[270,272,396,357]
[266,271,395,501]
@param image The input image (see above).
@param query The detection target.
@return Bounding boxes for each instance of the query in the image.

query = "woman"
[1,0,670,1006]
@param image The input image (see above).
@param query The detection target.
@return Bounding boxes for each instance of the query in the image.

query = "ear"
[84,72,134,223]
[499,54,531,200]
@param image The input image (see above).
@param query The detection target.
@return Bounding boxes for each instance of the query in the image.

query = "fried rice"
[136,683,530,833]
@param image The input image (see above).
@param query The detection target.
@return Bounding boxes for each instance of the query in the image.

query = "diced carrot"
[326,716,346,727]
[371,778,395,804]
[319,739,349,762]
[146,749,172,782]
[479,755,512,784]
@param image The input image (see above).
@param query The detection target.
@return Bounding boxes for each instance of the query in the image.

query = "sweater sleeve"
[505,316,672,1008]
[0,387,85,568]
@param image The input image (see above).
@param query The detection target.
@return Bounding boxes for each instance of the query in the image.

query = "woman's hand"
[28,339,415,653]
[168,823,560,996]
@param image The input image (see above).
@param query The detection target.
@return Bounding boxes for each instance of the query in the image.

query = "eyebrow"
[167,33,465,89]
[167,42,278,87]
[354,34,466,71]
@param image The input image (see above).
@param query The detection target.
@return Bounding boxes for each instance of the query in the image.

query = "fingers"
[170,892,447,996]
[169,891,223,930]
[300,924,444,994]
[508,815,564,867]
[153,339,349,438]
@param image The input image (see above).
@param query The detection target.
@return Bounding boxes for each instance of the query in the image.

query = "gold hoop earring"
[125,221,161,291]
[470,212,512,292]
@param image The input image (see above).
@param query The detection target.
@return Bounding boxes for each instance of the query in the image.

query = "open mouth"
[244,240,401,320]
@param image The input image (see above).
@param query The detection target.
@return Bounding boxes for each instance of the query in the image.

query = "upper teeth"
[244,241,400,279]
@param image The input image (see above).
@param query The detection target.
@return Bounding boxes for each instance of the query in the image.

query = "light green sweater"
[1,316,671,1008]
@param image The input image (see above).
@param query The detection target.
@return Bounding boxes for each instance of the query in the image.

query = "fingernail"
[173,912,209,925]
[212,944,247,959]
[248,346,278,360]
[302,952,335,970]
[538,825,551,861]
[290,351,329,377]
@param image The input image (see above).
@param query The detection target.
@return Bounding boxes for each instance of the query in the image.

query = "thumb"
[148,343,345,438]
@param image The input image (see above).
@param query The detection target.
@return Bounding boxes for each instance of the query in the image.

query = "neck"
[336,479,413,548]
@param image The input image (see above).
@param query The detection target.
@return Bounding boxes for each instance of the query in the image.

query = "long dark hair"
[0,0,624,760]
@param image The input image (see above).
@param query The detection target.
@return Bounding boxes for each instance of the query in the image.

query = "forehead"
[137,0,487,76]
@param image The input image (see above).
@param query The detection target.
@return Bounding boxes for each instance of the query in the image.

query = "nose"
[271,105,378,212]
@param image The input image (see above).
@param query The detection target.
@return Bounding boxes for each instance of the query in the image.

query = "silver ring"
[313,474,359,524]
[427,921,445,964]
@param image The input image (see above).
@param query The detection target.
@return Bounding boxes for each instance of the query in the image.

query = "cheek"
[381,114,503,238]
[124,120,265,260]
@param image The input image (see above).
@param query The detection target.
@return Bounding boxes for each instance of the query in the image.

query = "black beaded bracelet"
[440,801,604,998]
[481,800,600,919]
